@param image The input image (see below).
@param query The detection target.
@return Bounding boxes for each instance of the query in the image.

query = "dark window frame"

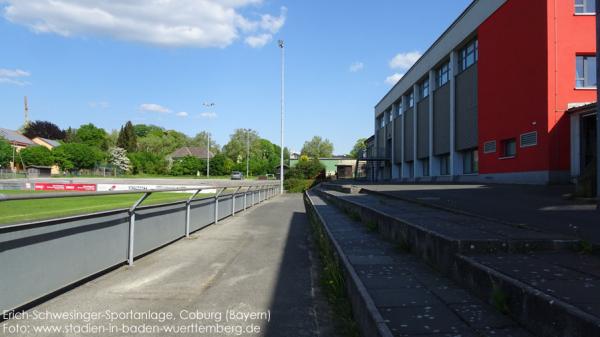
[419,78,430,100]
[463,149,479,174]
[575,0,596,14]
[576,55,597,88]
[436,61,450,88]
[458,39,478,73]
[501,138,517,158]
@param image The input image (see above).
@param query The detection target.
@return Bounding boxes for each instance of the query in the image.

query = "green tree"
[53,143,102,171]
[223,129,260,165]
[19,146,54,166]
[133,124,164,138]
[0,138,14,168]
[73,124,109,150]
[128,152,168,175]
[137,130,190,155]
[23,120,66,140]
[190,131,221,155]
[170,156,205,176]
[117,121,138,152]
[301,136,334,158]
[349,138,367,158]
[286,159,325,179]
[208,153,234,176]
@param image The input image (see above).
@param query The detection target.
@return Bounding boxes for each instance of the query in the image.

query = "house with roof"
[32,137,61,150]
[167,146,214,166]
[0,128,34,171]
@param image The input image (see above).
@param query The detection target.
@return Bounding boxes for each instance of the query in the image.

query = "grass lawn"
[0,190,213,225]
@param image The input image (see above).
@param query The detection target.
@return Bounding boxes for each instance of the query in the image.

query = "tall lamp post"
[246,129,250,178]
[203,102,215,178]
[278,39,285,194]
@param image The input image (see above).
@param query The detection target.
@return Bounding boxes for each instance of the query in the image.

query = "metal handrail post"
[231,186,242,216]
[185,189,203,238]
[128,192,151,266]
[244,186,253,211]
[252,186,255,206]
[214,188,225,225]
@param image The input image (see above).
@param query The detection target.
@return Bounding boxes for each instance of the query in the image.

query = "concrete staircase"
[305,185,600,337]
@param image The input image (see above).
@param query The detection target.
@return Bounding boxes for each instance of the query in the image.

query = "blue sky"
[0,0,471,154]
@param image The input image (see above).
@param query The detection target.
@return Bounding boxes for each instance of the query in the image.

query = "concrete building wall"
[433,85,451,155]
[417,100,430,159]
[394,117,403,164]
[455,64,478,151]
[404,108,415,162]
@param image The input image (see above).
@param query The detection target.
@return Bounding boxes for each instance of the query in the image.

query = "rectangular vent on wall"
[483,140,497,154]
[520,131,538,148]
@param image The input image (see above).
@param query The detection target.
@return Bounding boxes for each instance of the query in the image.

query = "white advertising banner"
[96,184,217,194]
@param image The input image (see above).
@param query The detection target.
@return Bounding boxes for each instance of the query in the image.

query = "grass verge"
[0,190,213,225]
[307,198,360,337]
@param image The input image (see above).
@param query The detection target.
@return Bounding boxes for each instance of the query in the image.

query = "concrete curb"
[303,191,394,337]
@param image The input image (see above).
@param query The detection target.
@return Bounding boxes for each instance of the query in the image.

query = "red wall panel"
[478,0,550,174]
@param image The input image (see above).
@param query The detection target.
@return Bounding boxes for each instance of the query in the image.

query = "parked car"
[230,171,244,180]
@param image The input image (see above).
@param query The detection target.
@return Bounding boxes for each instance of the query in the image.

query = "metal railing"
[0,182,281,314]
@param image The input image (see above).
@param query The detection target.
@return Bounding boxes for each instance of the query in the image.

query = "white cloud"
[0,68,30,85]
[349,62,364,73]
[140,103,171,114]
[245,34,272,48]
[200,112,218,119]
[2,1,287,48]
[389,51,422,70]
[89,101,109,109]
[176,111,189,117]
[385,73,404,86]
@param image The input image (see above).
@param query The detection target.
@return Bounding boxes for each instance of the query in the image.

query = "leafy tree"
[208,153,235,176]
[117,121,137,152]
[74,123,109,150]
[349,138,367,158]
[170,156,205,176]
[223,129,260,164]
[137,130,189,155]
[0,138,14,168]
[22,120,66,140]
[64,127,77,143]
[19,146,54,166]
[108,147,131,172]
[301,136,334,158]
[133,124,164,138]
[53,143,102,171]
[286,158,325,179]
[128,152,168,175]
[190,131,221,154]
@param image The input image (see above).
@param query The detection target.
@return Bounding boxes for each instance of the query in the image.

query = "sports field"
[0,190,213,225]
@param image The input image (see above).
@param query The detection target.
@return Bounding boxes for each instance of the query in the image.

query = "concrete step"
[312,186,600,337]
[304,191,532,337]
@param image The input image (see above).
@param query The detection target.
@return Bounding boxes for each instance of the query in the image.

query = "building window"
[458,39,478,72]
[437,61,450,88]
[575,0,596,14]
[394,103,401,116]
[407,91,414,108]
[440,154,450,176]
[483,140,497,154]
[501,139,517,158]
[378,116,384,129]
[419,78,429,100]
[577,55,597,88]
[463,149,479,174]
[388,110,393,123]
[422,159,430,177]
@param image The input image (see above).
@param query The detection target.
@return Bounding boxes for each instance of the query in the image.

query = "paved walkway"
[1,194,338,337]
[354,183,600,245]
